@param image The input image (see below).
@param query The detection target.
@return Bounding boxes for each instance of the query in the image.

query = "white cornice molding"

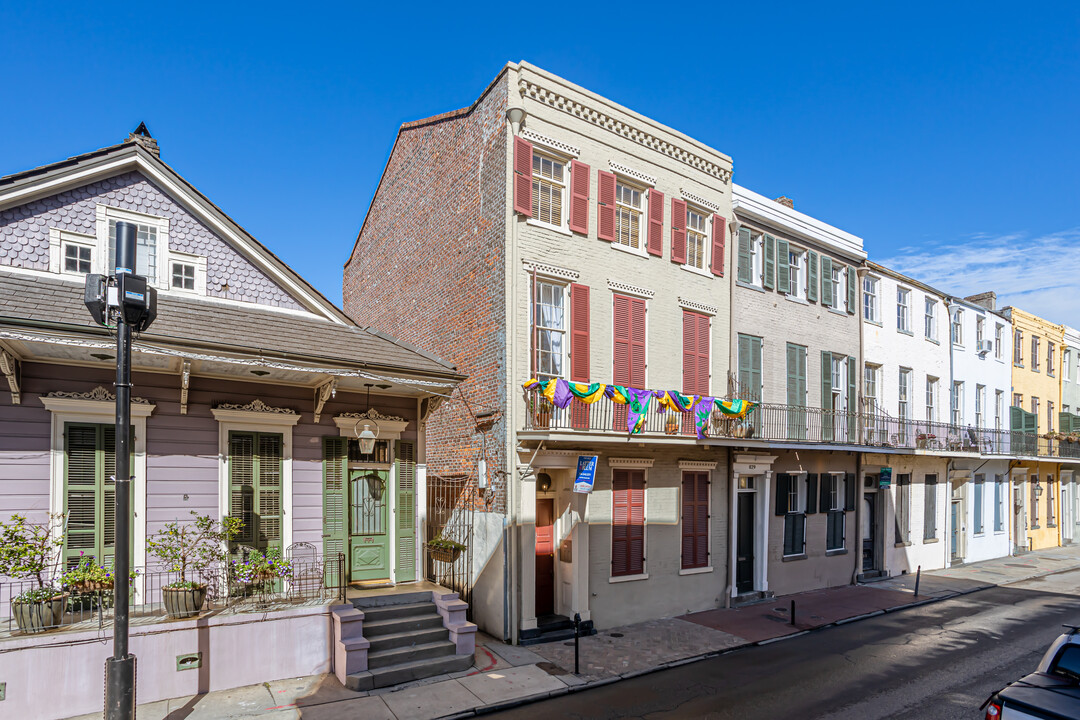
[212,399,300,426]
[520,129,580,158]
[41,387,156,417]
[333,411,409,440]
[733,184,866,261]
[608,457,655,468]
[609,161,656,187]
[678,298,718,316]
[518,77,732,184]
[680,190,721,214]
[607,280,654,299]
[678,460,718,470]
[522,260,579,282]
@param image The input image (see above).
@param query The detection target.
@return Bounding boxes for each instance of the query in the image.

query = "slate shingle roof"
[0,270,460,377]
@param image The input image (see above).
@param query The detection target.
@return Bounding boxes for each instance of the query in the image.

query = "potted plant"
[0,513,66,633]
[60,553,139,593]
[146,512,241,619]
[530,396,552,429]
[427,535,466,563]
[916,432,936,449]
[231,547,292,585]
[664,414,679,435]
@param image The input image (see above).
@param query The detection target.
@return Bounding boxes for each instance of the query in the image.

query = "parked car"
[983,625,1080,719]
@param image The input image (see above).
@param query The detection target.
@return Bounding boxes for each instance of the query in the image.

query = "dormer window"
[166,251,207,295]
[108,219,158,282]
[65,243,92,274]
[172,261,196,291]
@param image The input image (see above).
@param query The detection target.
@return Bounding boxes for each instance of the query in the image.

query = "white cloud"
[880,228,1080,328]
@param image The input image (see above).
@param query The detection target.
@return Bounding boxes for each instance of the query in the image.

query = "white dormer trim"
[733,184,866,261]
[520,129,580,158]
[678,298,718,316]
[166,250,209,296]
[48,228,97,276]
[609,162,656,187]
[523,260,580,282]
[608,280,654,299]
[95,204,171,287]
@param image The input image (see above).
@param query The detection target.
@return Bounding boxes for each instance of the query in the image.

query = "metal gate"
[426,473,478,617]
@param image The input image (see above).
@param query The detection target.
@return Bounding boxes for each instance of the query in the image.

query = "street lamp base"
[105,654,136,720]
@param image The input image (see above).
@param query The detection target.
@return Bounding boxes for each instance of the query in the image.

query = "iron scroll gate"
[426,474,477,618]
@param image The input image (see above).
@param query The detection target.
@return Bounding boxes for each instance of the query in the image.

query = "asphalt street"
[491,568,1080,720]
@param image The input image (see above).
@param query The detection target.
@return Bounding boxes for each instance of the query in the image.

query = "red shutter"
[513,136,533,217]
[630,297,646,388]
[627,470,645,574]
[696,313,711,395]
[597,171,616,241]
[569,161,590,235]
[612,469,629,575]
[681,472,709,569]
[682,311,710,434]
[613,294,631,431]
[671,198,687,264]
[711,214,726,277]
[647,189,664,257]
[570,283,590,429]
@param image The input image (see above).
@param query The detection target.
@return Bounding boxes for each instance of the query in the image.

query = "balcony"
[522,393,1077,460]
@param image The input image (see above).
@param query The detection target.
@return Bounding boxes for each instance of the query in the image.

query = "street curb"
[430,558,1080,719]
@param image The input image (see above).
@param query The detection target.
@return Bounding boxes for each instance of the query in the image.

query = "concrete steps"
[345,593,472,690]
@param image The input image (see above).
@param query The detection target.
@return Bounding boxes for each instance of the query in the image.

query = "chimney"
[965,291,997,311]
[127,122,160,158]
[775,196,794,209]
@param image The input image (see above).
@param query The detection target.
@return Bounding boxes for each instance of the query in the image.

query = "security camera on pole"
[84,221,158,720]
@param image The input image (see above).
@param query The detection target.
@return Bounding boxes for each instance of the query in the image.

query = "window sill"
[924,537,939,544]
[897,328,914,336]
[895,541,912,548]
[781,553,807,562]
[611,242,649,260]
[609,572,649,584]
[953,343,965,350]
[736,281,766,293]
[680,264,712,278]
[863,318,882,327]
[526,218,573,237]
[826,548,848,556]
[785,294,809,306]
[925,337,939,345]
[678,566,713,576]
[1048,523,1057,528]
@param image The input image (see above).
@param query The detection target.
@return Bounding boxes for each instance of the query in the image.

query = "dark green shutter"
[737,228,752,284]
[820,473,831,512]
[821,256,834,307]
[394,441,417,583]
[763,235,776,290]
[806,474,818,514]
[323,437,346,583]
[229,431,283,554]
[775,473,790,515]
[847,355,858,440]
[845,473,856,511]
[821,351,833,441]
[787,343,806,440]
[776,239,790,294]
[846,265,857,314]
[807,251,819,303]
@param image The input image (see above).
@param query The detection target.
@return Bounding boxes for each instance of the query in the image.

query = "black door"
[736,493,754,593]
[862,494,876,571]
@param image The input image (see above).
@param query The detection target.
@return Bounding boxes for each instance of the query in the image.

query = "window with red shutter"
[613,294,647,431]
[711,214,726,277]
[647,189,664,257]
[569,161,590,235]
[513,137,533,217]
[612,469,645,576]
[681,311,710,433]
[671,198,687,265]
[570,283,590,429]
[597,171,616,241]
[681,471,709,569]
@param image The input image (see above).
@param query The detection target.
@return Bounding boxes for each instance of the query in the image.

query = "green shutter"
[737,228,752,284]
[776,239,790,294]
[751,337,762,403]
[1010,405,1024,432]
[787,343,807,440]
[228,431,283,554]
[786,344,800,407]
[738,334,762,401]
[821,351,833,441]
[821,256,834,307]
[847,355,858,440]
[395,441,417,583]
[62,423,129,569]
[763,235,776,290]
[846,265,857,314]
[807,251,819,303]
[323,437,347,584]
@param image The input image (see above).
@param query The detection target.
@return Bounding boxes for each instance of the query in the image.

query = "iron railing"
[0,550,346,637]
[523,392,1075,460]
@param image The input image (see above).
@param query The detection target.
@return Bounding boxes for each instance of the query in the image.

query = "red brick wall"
[343,72,509,510]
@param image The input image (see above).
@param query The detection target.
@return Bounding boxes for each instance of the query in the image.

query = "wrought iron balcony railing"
[523,392,1076,460]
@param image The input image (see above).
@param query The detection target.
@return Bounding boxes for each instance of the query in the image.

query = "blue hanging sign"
[574,455,598,494]
[880,467,892,488]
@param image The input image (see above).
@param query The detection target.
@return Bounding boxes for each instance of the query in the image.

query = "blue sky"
[2,2,1078,322]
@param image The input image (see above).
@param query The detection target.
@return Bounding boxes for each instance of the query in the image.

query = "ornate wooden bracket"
[313,378,337,423]
[0,349,19,405]
[180,359,191,415]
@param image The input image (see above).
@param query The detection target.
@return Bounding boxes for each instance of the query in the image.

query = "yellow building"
[1004,306,1065,551]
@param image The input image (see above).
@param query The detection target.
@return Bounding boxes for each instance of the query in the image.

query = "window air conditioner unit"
[977,340,994,355]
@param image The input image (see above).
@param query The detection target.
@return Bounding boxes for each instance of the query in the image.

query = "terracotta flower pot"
[12,594,67,633]
[162,585,207,619]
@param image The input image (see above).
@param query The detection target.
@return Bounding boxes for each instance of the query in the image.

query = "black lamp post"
[84,221,157,720]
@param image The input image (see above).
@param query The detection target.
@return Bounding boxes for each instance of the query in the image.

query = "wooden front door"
[349,468,390,582]
[535,498,555,617]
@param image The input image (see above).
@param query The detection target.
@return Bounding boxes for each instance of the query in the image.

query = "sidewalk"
[69,544,1080,720]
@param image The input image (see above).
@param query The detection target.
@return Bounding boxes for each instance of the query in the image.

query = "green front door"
[349,468,390,582]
